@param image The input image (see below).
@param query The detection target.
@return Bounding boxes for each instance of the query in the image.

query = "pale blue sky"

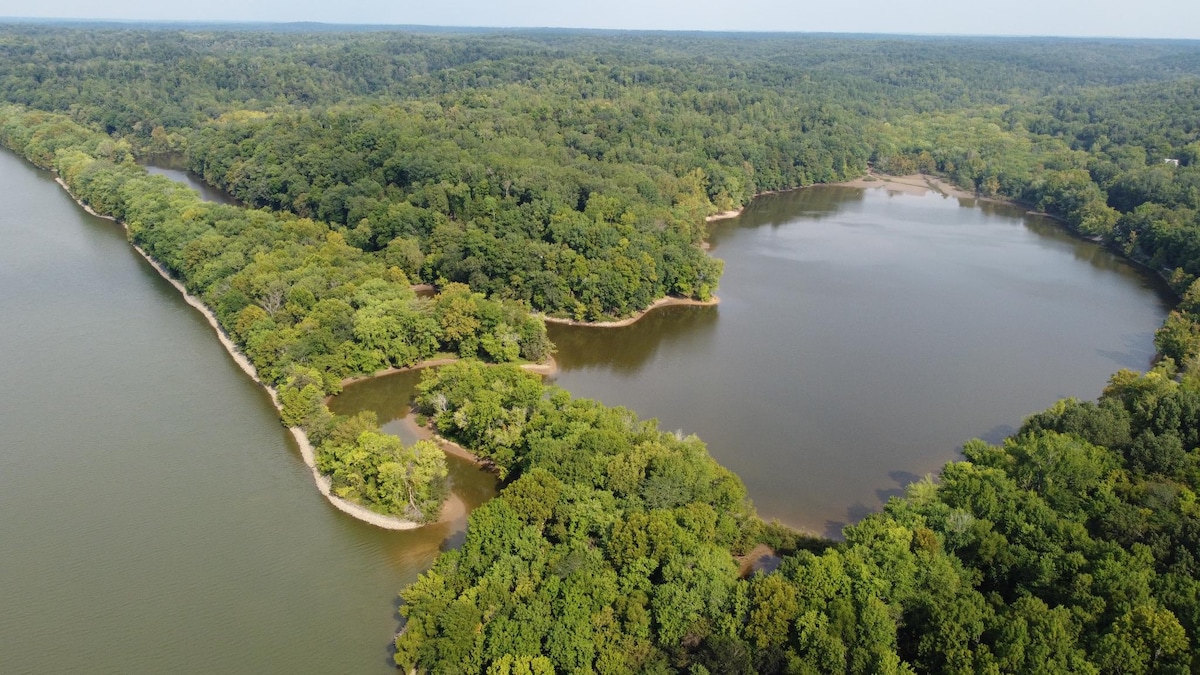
[1,0,1197,39]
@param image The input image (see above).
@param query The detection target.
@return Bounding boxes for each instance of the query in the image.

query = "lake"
[543,185,1171,535]
[339,183,1170,537]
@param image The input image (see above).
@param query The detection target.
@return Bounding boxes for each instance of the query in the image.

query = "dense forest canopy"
[2,24,1200,673]
[5,28,1200,319]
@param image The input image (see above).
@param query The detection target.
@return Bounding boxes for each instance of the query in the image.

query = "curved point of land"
[519,354,558,375]
[706,208,744,222]
[48,164,1057,532]
[337,358,461,389]
[541,295,720,329]
[51,163,1025,533]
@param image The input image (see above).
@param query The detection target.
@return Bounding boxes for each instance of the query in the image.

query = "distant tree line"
[2,26,1200,672]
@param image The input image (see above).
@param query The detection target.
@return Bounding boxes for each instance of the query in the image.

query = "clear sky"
[1,0,1197,40]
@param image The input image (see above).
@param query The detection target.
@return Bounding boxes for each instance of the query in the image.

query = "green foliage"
[7,27,1200,673]
[316,428,449,522]
[399,363,1200,672]
[0,105,557,521]
[398,363,757,672]
[1157,311,1200,365]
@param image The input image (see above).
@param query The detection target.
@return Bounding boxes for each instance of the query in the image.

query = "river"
[0,148,483,673]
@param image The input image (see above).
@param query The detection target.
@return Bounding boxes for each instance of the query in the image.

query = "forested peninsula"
[0,105,556,525]
[3,25,1200,673]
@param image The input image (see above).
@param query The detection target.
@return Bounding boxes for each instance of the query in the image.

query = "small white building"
[1164,158,1181,167]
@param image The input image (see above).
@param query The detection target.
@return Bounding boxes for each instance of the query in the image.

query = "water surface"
[0,149,485,673]
[142,153,240,205]
[547,186,1171,536]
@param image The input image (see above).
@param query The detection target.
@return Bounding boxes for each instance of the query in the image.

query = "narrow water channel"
[141,153,240,206]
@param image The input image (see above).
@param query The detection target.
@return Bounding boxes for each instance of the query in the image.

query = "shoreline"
[832,171,977,200]
[541,295,720,329]
[703,170,1022,224]
[706,208,743,222]
[831,173,1174,289]
[398,415,490,468]
[53,175,432,531]
[337,354,558,390]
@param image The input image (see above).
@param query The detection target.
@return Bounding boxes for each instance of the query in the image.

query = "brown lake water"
[334,185,1170,536]
[545,186,1171,536]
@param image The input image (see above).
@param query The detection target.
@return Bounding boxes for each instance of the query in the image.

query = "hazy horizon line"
[1,16,1197,42]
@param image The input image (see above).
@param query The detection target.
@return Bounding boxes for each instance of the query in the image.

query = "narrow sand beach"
[706,208,743,222]
[835,171,979,200]
[837,171,1077,227]
[541,295,720,329]
[704,170,984,225]
[54,176,435,530]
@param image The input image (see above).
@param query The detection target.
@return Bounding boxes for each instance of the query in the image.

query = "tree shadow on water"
[824,469,937,539]
[822,519,848,540]
[975,423,1017,446]
[823,501,877,540]
[547,304,719,375]
[876,470,922,504]
[1096,332,1157,371]
[387,595,405,668]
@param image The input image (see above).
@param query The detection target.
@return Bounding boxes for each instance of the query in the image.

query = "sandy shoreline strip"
[541,295,720,329]
[835,171,979,200]
[706,208,743,222]
[703,172,981,228]
[834,171,1073,224]
[54,175,438,530]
